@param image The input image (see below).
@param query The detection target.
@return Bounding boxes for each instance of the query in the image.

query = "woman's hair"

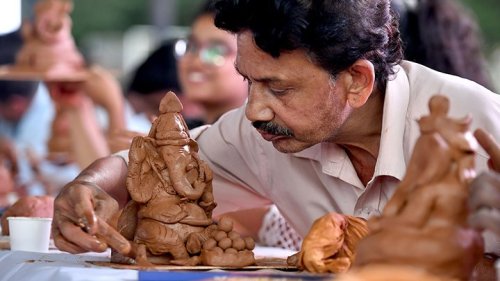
[393,0,492,89]
[127,39,181,95]
[193,0,217,21]
[213,0,403,91]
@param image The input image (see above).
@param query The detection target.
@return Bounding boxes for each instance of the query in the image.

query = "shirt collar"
[373,64,410,181]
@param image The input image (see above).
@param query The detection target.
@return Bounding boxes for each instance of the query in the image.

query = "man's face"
[236,31,354,153]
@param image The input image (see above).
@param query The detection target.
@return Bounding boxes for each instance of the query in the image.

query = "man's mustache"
[252,121,293,137]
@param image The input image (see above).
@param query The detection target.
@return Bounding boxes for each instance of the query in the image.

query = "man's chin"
[271,138,309,154]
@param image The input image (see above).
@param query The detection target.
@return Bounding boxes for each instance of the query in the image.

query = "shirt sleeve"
[193,107,273,216]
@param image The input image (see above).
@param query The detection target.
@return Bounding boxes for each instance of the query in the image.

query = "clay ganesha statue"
[352,95,484,281]
[111,92,256,267]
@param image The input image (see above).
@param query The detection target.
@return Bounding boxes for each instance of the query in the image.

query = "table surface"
[0,244,334,281]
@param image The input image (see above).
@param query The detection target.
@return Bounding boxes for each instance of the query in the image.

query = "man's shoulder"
[400,60,496,95]
[399,60,499,110]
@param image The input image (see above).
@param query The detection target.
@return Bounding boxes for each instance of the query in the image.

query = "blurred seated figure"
[0,195,54,235]
[392,0,493,90]
[46,65,126,168]
[0,79,71,196]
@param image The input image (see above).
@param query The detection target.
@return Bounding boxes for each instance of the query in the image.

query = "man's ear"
[345,59,375,108]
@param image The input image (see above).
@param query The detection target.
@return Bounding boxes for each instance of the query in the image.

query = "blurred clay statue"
[112,92,255,266]
[1,195,54,235]
[353,95,483,281]
[14,0,85,78]
[287,212,368,273]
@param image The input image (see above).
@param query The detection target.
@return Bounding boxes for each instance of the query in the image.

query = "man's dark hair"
[213,0,403,90]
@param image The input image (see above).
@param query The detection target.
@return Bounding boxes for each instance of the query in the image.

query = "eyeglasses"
[174,38,233,67]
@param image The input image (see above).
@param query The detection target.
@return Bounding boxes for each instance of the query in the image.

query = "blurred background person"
[392,0,493,90]
[0,44,64,196]
[176,0,248,125]
[107,39,204,154]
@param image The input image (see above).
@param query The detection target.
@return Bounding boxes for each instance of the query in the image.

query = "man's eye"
[269,88,289,96]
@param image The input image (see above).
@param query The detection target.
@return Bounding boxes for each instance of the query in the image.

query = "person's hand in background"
[468,129,500,234]
[45,65,127,168]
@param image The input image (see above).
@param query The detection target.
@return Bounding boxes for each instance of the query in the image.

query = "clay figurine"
[353,95,483,281]
[0,0,86,81]
[112,92,255,267]
[287,213,368,273]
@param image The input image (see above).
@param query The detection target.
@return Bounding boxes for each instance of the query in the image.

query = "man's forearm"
[74,155,130,208]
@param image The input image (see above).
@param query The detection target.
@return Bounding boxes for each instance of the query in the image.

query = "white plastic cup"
[7,217,52,252]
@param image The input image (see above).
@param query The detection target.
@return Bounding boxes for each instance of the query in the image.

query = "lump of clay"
[197,216,256,267]
[1,195,54,235]
[354,95,483,281]
[287,212,368,273]
[0,0,86,81]
[112,92,255,267]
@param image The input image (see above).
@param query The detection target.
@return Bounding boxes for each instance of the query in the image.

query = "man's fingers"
[58,220,108,252]
[52,227,89,254]
[95,218,131,256]
[469,208,500,235]
[469,173,500,210]
[474,129,500,171]
[70,186,99,234]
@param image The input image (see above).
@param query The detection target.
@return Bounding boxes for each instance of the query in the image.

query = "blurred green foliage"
[70,0,205,45]
[71,0,148,45]
[461,0,500,52]
[25,0,498,53]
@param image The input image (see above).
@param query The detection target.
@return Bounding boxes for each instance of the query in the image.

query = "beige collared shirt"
[191,61,500,252]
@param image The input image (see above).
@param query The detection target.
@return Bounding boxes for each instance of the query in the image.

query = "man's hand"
[474,129,500,172]
[52,180,130,254]
[469,129,500,234]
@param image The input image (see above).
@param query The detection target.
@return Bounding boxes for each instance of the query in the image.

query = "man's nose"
[245,83,274,123]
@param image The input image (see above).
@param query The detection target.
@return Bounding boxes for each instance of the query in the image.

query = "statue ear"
[345,59,375,109]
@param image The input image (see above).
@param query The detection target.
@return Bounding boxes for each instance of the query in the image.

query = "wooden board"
[89,257,298,271]
[0,65,88,82]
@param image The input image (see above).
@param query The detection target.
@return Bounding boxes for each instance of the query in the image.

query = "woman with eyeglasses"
[176,1,248,125]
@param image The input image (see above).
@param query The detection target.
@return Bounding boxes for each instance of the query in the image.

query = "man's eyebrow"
[234,64,282,83]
